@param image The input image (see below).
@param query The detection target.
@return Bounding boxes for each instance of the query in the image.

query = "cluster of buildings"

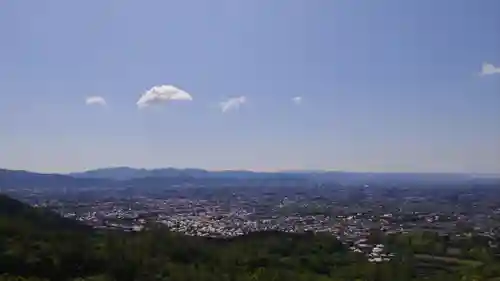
[349,239,395,262]
[5,182,500,260]
[30,187,498,242]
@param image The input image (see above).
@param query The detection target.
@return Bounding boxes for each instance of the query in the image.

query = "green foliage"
[1,194,499,281]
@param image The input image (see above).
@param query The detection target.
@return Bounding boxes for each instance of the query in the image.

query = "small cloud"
[219,96,246,113]
[480,62,500,76]
[85,96,107,106]
[292,96,302,105]
[137,85,193,109]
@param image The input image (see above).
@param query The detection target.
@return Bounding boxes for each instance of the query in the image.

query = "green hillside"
[1,194,499,281]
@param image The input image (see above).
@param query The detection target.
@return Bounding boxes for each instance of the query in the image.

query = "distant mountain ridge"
[69,167,500,185]
[1,167,499,190]
[0,168,109,189]
[0,168,310,189]
[69,167,305,181]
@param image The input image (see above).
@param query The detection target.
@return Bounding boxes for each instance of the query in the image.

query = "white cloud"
[137,85,193,109]
[219,96,246,113]
[85,96,107,106]
[292,96,302,105]
[480,62,500,76]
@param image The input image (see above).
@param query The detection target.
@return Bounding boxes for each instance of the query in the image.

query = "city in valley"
[2,2,499,279]
[2,168,499,263]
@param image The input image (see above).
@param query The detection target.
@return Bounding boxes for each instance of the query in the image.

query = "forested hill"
[1,194,500,281]
[0,194,89,232]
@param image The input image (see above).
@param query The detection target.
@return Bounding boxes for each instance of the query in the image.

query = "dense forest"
[1,194,500,281]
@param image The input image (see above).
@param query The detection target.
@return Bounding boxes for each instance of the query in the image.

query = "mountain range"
[69,167,308,181]
[70,167,500,183]
[0,167,498,190]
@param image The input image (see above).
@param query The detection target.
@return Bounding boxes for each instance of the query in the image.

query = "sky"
[1,0,499,174]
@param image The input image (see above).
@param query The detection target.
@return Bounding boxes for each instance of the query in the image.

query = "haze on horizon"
[1,1,499,174]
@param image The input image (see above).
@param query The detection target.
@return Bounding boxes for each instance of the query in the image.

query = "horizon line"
[2,166,500,177]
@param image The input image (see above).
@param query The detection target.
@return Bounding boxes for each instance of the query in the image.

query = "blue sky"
[1,0,499,174]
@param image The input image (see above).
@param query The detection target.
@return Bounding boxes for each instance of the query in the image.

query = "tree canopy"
[1,194,499,281]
